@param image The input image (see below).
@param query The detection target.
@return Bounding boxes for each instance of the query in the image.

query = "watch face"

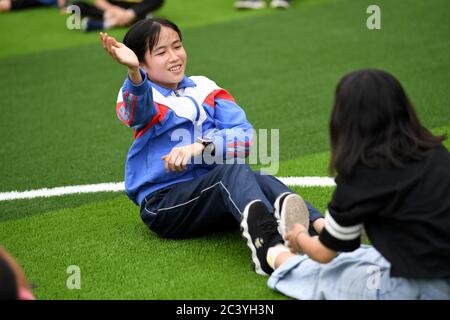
[204,142,215,155]
[197,137,212,145]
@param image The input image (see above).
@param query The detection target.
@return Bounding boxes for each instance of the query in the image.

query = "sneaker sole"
[240,200,269,276]
[278,194,310,245]
[274,192,291,223]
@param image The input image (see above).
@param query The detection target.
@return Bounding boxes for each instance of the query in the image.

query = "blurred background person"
[73,0,164,32]
[0,0,65,12]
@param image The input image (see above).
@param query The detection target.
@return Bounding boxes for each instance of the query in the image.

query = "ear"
[140,63,154,83]
[140,62,150,75]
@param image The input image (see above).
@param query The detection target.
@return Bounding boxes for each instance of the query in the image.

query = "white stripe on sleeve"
[324,210,362,241]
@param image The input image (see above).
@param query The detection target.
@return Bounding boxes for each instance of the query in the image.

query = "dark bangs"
[123,18,182,62]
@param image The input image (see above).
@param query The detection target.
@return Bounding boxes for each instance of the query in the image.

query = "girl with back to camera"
[241,69,450,299]
[100,18,326,276]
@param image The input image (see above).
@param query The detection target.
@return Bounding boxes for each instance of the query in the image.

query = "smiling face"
[141,26,187,90]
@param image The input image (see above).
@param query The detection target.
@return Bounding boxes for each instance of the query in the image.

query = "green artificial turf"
[0,0,449,299]
[0,196,288,299]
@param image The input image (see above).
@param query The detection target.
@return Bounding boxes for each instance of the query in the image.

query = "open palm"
[100,32,139,69]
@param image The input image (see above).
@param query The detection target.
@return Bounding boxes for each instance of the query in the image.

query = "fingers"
[174,156,184,172]
[161,155,169,173]
[286,237,297,253]
[110,37,120,48]
[107,37,120,61]
[162,153,178,173]
[168,154,177,172]
[286,224,309,253]
[285,226,300,252]
[106,37,114,54]
[169,150,183,172]
[285,231,294,251]
[100,32,107,49]
[100,32,111,53]
[161,149,190,173]
[100,32,120,60]
[181,156,189,171]
[100,32,112,51]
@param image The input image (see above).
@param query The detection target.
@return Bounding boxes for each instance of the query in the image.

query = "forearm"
[128,67,142,85]
[296,232,336,263]
[313,218,325,233]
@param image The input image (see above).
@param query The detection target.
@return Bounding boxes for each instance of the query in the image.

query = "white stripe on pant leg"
[218,181,242,216]
[156,196,201,212]
[156,181,225,212]
[139,181,243,217]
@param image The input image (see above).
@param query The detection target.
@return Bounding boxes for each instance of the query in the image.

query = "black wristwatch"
[195,137,215,153]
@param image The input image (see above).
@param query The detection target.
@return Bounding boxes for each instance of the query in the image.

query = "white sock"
[267,243,290,270]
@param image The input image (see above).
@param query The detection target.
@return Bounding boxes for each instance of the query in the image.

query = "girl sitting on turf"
[99,17,325,276]
[241,69,450,298]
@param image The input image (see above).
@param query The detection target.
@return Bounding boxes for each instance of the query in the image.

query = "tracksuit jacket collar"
[150,76,197,97]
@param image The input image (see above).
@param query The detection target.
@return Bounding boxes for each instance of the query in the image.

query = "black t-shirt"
[319,145,450,278]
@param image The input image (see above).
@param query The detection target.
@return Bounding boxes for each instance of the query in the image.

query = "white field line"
[0,182,125,202]
[0,177,335,202]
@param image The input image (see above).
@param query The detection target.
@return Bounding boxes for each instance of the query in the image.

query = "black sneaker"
[240,200,283,276]
[274,193,310,245]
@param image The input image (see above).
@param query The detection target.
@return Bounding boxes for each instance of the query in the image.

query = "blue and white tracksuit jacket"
[116,68,253,205]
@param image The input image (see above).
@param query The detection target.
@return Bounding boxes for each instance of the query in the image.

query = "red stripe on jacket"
[227,141,253,147]
[134,102,169,139]
[204,89,236,108]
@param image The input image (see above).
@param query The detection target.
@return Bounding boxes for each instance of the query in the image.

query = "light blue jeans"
[268,245,450,300]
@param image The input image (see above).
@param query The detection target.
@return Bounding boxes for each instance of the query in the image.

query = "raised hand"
[100,32,139,70]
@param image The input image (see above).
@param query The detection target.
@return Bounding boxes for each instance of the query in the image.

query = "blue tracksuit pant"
[140,164,323,238]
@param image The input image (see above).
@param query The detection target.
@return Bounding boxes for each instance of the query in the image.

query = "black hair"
[0,255,18,300]
[123,17,182,63]
[329,69,446,177]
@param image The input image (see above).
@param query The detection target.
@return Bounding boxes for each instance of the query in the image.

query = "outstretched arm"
[100,33,156,128]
